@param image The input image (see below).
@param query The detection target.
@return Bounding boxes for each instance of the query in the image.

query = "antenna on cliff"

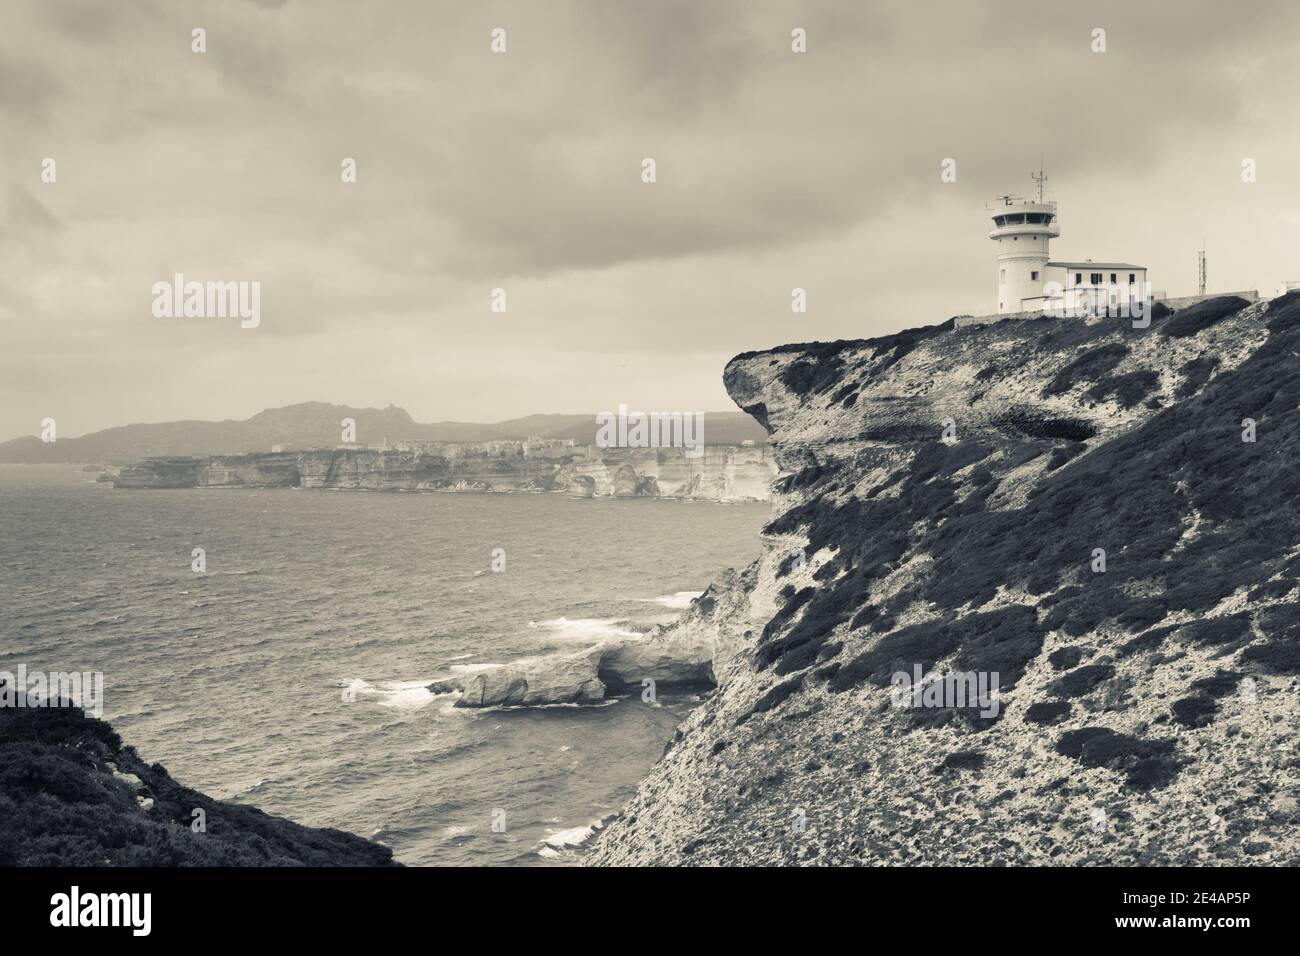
[1198,243,1207,296]
[1031,156,1047,203]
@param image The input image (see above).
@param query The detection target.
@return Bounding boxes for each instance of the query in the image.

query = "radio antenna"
[1031,156,1047,203]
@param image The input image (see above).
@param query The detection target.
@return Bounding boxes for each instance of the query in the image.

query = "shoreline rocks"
[431,646,610,707]
[429,579,751,708]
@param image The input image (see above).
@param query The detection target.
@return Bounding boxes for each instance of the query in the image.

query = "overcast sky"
[3,0,1299,438]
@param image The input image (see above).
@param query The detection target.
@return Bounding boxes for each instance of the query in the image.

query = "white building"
[990,196,1147,316]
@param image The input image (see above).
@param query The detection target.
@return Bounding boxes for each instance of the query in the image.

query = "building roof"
[1048,261,1146,270]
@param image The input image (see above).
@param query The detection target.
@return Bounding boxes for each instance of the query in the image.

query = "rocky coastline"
[112,445,776,501]
[426,574,755,707]
[16,295,1300,867]
[586,294,1300,866]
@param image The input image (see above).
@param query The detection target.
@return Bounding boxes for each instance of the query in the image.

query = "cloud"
[1,186,62,237]
[2,0,1298,437]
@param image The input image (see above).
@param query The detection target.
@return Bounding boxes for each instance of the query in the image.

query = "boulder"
[440,646,608,708]
[428,627,723,709]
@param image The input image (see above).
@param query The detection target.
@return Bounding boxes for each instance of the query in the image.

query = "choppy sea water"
[0,465,767,865]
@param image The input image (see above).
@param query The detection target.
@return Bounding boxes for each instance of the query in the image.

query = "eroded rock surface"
[587,294,1300,866]
[432,646,609,707]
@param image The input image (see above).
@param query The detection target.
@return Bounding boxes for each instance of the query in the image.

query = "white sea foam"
[228,777,269,798]
[544,825,596,847]
[539,816,609,855]
[637,590,703,609]
[346,678,445,711]
[437,695,472,717]
[528,617,640,642]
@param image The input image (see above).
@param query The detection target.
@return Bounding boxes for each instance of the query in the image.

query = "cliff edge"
[587,293,1300,866]
[0,696,397,866]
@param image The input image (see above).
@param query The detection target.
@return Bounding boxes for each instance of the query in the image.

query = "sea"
[0,465,768,865]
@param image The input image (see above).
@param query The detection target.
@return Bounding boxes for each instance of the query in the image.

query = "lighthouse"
[989,195,1059,315]
[988,170,1148,317]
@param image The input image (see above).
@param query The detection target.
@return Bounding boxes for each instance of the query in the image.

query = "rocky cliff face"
[115,446,776,501]
[559,446,774,500]
[587,293,1300,866]
[113,452,302,488]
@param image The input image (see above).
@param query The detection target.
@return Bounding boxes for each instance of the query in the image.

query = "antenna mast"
[1198,243,1207,296]
[1031,156,1047,203]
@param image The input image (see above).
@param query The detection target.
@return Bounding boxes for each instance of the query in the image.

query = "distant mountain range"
[0,402,768,463]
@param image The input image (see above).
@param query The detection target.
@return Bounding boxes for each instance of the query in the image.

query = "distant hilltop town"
[349,431,754,461]
[379,435,752,460]
[258,435,763,465]
[0,403,770,466]
[109,441,777,502]
[301,436,591,460]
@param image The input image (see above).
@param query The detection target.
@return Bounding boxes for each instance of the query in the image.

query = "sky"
[3,0,1299,439]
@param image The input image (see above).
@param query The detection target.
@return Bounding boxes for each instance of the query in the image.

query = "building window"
[1110,273,1117,283]
[1091,273,1103,284]
[1031,271,1039,281]
[1129,273,1136,283]
[1076,273,1082,284]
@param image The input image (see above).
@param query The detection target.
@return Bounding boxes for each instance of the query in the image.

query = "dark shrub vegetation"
[0,701,397,867]
[1159,296,1250,338]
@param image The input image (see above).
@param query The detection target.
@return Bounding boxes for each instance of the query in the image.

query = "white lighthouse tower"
[990,197,1058,315]
[974,167,1152,322]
